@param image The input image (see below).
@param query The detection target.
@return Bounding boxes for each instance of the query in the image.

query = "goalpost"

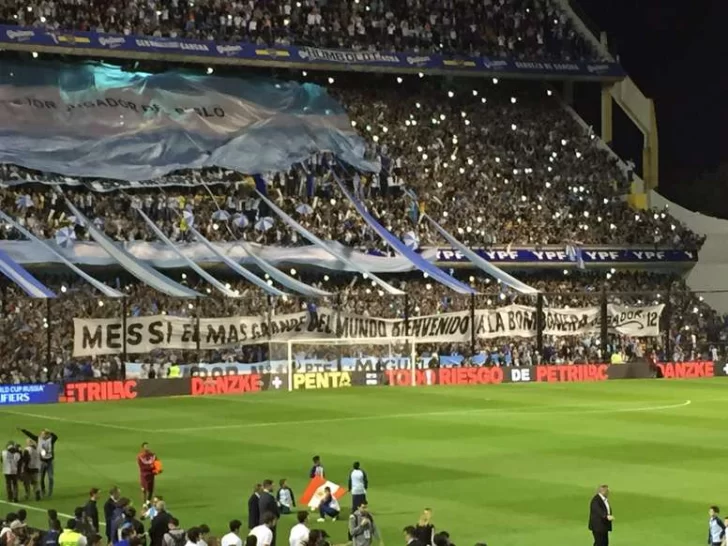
[269,336,422,390]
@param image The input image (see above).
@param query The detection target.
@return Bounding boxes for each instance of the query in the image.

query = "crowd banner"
[0,26,625,80]
[0,61,376,181]
[0,240,698,271]
[73,304,665,357]
[0,384,59,405]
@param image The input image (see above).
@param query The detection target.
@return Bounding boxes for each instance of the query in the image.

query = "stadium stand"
[1,271,725,383]
[0,78,702,249]
[1,0,598,60]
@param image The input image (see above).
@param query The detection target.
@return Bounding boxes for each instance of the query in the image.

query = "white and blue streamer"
[233,239,332,298]
[63,197,201,298]
[424,215,539,295]
[332,174,474,295]
[0,210,124,298]
[255,190,405,296]
[186,225,287,297]
[134,207,240,298]
[0,249,55,298]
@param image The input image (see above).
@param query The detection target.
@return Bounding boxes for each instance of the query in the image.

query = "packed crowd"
[1,0,596,60]
[0,79,702,250]
[1,271,724,383]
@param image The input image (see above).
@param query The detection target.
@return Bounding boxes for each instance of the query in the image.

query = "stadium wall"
[1,361,721,405]
[650,191,728,313]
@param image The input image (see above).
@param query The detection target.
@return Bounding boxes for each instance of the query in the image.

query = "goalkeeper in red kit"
[137,442,158,505]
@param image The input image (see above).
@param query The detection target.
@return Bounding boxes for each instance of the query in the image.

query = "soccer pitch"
[0,379,725,546]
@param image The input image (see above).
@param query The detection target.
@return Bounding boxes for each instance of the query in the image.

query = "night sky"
[578,0,725,214]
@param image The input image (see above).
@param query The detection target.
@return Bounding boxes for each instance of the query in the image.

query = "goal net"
[269,336,434,389]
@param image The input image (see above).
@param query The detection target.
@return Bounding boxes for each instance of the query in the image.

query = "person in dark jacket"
[258,481,279,546]
[247,484,262,531]
[588,484,614,546]
[110,498,131,544]
[44,518,61,546]
[413,509,434,546]
[404,526,424,546]
[149,501,173,546]
[104,487,121,543]
[85,488,100,533]
[73,506,93,539]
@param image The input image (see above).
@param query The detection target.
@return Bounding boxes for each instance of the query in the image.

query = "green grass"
[0,379,726,546]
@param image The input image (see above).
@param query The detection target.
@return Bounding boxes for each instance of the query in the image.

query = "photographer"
[1,442,20,503]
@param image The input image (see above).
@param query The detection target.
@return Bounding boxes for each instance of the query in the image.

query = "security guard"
[59,519,87,546]
[168,364,181,378]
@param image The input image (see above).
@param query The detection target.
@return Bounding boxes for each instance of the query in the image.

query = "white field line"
[0,499,106,526]
[0,400,692,434]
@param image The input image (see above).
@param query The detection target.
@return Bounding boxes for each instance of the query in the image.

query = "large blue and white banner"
[0,241,697,271]
[0,26,625,80]
[0,62,377,181]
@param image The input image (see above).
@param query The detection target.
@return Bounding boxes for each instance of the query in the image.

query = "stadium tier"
[1,0,597,60]
[0,78,701,248]
[1,271,725,385]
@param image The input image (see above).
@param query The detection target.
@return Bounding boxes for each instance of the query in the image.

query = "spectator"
[221,521,242,546]
[162,519,185,546]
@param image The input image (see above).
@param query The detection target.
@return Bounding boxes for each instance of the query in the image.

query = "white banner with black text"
[73,304,664,356]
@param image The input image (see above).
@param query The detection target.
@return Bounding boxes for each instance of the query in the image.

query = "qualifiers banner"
[0,384,59,406]
[73,304,664,357]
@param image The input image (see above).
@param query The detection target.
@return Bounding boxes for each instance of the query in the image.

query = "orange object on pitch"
[153,459,163,475]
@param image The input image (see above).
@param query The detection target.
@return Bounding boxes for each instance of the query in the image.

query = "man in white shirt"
[249,512,277,546]
[221,520,243,546]
[348,461,368,512]
[288,511,309,546]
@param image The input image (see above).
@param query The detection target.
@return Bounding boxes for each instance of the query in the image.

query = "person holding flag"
[137,443,160,505]
[316,487,340,523]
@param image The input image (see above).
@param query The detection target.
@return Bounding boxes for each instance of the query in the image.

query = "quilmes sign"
[73,304,663,357]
